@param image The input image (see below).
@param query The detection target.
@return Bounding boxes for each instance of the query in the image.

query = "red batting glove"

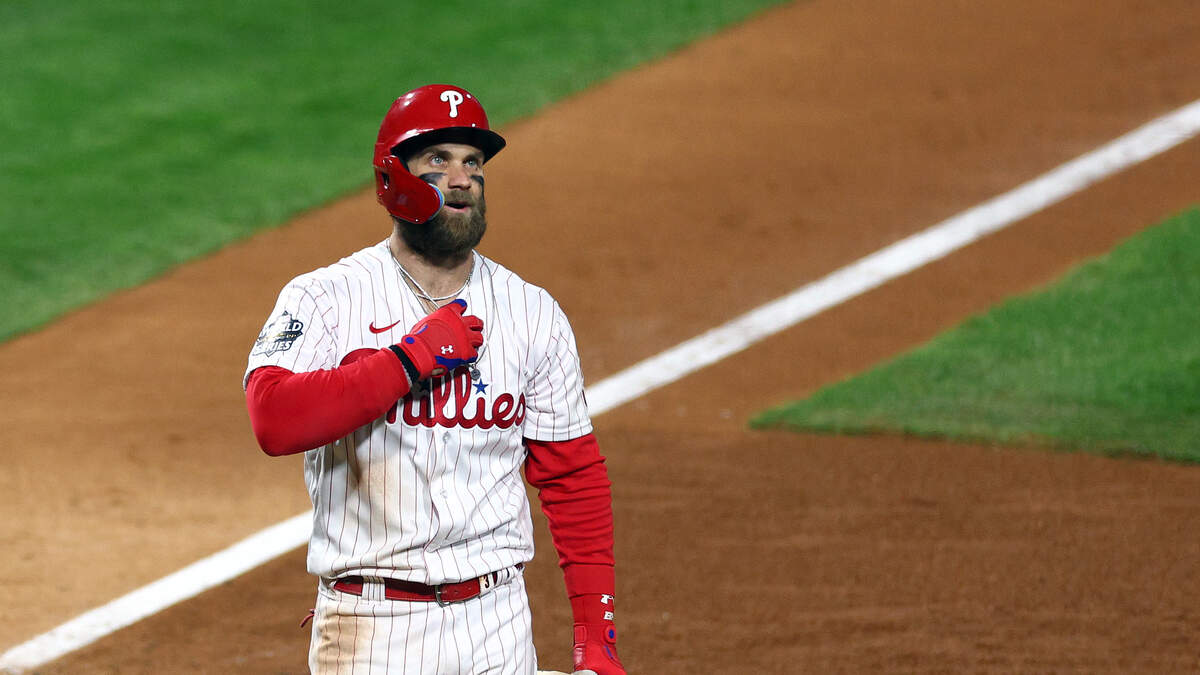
[389,299,484,381]
[571,593,625,675]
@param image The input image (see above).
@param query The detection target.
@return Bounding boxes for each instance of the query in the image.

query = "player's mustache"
[440,189,476,205]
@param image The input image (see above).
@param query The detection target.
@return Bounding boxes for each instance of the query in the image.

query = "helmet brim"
[392,127,507,164]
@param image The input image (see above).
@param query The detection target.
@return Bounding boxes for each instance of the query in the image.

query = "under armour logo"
[440,90,464,118]
[600,594,613,605]
[441,345,454,355]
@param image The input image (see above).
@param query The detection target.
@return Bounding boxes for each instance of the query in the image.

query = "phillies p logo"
[440,90,464,118]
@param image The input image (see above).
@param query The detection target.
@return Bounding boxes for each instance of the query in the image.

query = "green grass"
[752,207,1200,463]
[0,0,789,342]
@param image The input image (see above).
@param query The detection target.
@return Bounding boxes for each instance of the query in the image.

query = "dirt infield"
[6,0,1200,672]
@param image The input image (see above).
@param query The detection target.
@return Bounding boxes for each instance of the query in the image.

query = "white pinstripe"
[247,241,587,672]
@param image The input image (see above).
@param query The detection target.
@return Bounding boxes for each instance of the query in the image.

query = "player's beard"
[397,189,487,261]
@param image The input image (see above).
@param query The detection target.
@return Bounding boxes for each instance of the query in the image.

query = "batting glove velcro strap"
[392,299,484,381]
[387,345,422,387]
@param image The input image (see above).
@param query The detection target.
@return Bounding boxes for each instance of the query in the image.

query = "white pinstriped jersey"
[246,240,592,584]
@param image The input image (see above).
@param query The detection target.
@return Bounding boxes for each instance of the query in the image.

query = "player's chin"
[447,202,486,229]
[431,213,487,255]
[444,212,484,238]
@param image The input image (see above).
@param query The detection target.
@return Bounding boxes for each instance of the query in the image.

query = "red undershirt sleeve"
[524,433,616,598]
[245,348,412,457]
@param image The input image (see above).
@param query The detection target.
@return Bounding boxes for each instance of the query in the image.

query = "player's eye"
[429,155,445,165]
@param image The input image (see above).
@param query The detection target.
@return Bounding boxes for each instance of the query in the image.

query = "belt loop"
[504,563,524,584]
[362,576,386,602]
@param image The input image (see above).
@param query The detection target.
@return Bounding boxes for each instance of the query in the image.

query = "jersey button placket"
[430,432,453,519]
[438,432,451,498]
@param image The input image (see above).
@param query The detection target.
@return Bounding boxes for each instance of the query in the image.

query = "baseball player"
[244,84,624,675]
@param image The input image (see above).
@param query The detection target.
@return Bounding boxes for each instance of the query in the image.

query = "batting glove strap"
[572,623,624,675]
[386,345,421,387]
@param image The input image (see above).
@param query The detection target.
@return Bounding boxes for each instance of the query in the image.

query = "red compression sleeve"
[524,433,615,597]
[245,349,412,456]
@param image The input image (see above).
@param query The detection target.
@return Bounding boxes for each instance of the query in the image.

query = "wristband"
[387,344,420,385]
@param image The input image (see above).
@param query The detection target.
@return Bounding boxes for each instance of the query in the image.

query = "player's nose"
[445,162,474,190]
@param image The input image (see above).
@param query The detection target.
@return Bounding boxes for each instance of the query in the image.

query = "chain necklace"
[392,255,474,305]
[390,249,486,381]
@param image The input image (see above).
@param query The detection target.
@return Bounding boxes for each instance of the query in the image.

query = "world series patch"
[252,311,305,356]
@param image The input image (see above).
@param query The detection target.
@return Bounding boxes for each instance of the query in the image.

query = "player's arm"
[246,354,406,457]
[246,300,483,456]
[525,433,625,675]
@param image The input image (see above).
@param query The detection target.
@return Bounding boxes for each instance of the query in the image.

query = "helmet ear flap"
[375,155,444,224]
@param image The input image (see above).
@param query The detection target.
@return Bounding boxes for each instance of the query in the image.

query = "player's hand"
[571,594,625,675]
[394,299,483,380]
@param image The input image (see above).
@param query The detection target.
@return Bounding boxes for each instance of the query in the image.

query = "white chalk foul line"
[4,97,1200,673]
[0,513,312,672]
[587,97,1200,414]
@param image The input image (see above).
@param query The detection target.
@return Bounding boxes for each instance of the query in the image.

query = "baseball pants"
[308,568,536,674]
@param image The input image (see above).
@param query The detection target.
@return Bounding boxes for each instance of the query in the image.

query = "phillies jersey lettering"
[400,368,527,430]
[245,241,591,585]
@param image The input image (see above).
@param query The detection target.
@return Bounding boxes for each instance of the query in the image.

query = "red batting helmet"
[373,84,506,224]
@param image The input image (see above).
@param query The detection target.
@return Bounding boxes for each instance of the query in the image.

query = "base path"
[4,0,1200,672]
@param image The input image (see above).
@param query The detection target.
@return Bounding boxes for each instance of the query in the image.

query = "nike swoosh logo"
[368,319,404,334]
